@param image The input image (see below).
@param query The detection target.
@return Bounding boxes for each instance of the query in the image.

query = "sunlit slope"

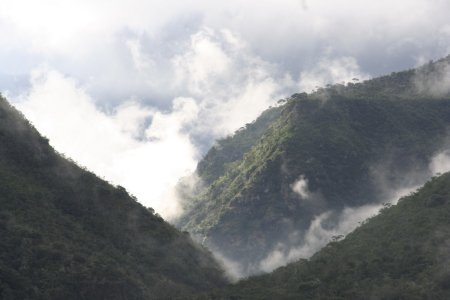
[0,95,226,300]
[177,57,450,275]
[211,172,450,299]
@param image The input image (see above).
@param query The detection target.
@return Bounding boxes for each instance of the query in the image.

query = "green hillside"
[176,57,450,275]
[0,95,227,300]
[207,172,450,299]
[197,105,284,186]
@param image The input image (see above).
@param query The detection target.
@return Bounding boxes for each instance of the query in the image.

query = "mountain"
[0,95,227,299]
[206,171,450,299]
[176,56,450,276]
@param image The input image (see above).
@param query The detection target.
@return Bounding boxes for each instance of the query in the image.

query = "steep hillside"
[0,95,226,300]
[196,105,284,186]
[176,56,450,276]
[208,172,450,299]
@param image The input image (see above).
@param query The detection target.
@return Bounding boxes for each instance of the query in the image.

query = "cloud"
[413,57,450,98]
[430,150,450,175]
[291,175,311,199]
[298,56,369,92]
[14,68,199,220]
[259,204,381,273]
[172,28,232,95]
[164,27,295,138]
[2,0,450,105]
[9,26,295,219]
[258,149,450,274]
[209,250,243,282]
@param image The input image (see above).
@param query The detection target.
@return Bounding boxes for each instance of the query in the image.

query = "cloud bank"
[14,69,198,219]
[11,28,293,219]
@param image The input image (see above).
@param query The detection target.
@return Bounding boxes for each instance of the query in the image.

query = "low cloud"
[413,57,450,97]
[257,150,450,274]
[298,56,369,92]
[259,203,381,273]
[430,149,450,175]
[209,249,243,282]
[291,175,311,199]
[10,27,298,220]
[14,68,198,220]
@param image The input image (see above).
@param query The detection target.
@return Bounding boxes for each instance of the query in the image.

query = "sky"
[1,0,450,219]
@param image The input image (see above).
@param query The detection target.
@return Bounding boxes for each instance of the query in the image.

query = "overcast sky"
[1,0,450,219]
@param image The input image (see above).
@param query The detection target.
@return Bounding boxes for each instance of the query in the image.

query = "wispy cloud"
[257,151,450,274]
[298,56,369,92]
[413,57,450,97]
[291,175,311,199]
[259,203,381,273]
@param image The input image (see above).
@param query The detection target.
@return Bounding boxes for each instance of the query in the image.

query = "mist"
[255,148,450,275]
[413,57,450,97]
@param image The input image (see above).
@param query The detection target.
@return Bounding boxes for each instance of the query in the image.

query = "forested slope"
[207,172,450,299]
[0,95,227,300]
[177,57,450,276]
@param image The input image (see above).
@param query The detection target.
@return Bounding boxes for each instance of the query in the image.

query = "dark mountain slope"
[197,105,283,186]
[0,95,226,300]
[208,172,450,299]
[177,56,450,275]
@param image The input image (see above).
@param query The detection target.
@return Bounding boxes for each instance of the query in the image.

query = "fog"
[256,149,450,274]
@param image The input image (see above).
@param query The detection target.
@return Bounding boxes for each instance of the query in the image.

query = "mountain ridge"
[176,56,450,276]
[0,94,227,299]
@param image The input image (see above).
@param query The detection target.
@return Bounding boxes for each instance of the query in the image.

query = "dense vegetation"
[176,56,450,275]
[0,95,226,300]
[205,172,450,299]
[196,105,284,186]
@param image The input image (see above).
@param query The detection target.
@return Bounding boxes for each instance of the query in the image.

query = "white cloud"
[126,39,155,75]
[291,175,311,199]
[298,56,369,92]
[209,250,243,282]
[258,150,450,274]
[413,58,450,97]
[430,150,450,175]
[2,0,450,104]
[170,27,294,137]
[259,204,381,273]
[173,28,232,95]
[14,68,198,220]
[10,25,294,219]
